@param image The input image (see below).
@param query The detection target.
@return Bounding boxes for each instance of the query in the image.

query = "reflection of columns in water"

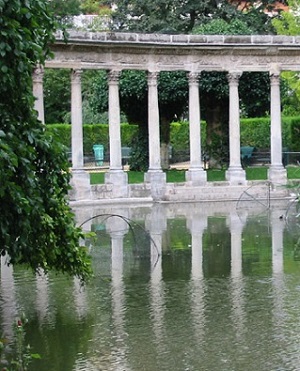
[271,210,284,275]
[73,277,87,319]
[106,216,129,370]
[228,212,246,339]
[1,256,17,340]
[146,206,167,358]
[229,212,246,278]
[145,204,167,260]
[36,270,50,324]
[271,210,286,358]
[187,216,207,342]
[149,240,165,351]
[187,216,207,279]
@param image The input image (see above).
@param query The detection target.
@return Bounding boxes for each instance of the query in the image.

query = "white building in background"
[71,14,111,30]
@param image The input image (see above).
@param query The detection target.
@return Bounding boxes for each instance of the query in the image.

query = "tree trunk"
[204,101,229,168]
[160,116,171,170]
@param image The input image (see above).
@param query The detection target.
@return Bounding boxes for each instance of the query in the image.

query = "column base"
[185,169,207,186]
[144,170,166,201]
[225,166,246,185]
[268,165,287,185]
[69,169,91,201]
[105,170,128,198]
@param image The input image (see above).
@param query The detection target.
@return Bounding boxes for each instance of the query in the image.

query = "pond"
[1,199,300,371]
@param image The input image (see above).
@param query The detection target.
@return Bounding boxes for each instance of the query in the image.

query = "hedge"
[46,123,138,154]
[240,117,298,149]
[46,116,300,154]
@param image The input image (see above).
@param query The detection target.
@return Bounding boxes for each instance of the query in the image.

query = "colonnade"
[32,65,287,198]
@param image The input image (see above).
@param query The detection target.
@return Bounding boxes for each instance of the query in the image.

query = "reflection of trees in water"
[203,217,231,278]
[284,197,300,261]
[242,215,272,276]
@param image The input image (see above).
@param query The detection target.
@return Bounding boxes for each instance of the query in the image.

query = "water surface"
[1,200,300,371]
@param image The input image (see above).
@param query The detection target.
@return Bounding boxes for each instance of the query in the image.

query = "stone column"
[108,70,122,171]
[71,69,84,169]
[69,69,91,201]
[32,65,45,124]
[105,70,128,197]
[225,72,246,185]
[268,70,287,185]
[144,71,166,200]
[185,72,207,186]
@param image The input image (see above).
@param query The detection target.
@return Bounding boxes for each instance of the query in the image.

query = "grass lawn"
[90,166,300,185]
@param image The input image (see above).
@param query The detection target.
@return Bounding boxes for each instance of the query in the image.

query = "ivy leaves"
[0,0,92,281]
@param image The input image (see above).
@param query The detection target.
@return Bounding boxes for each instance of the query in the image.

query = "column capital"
[270,71,280,85]
[71,69,83,84]
[188,71,200,85]
[227,71,242,85]
[108,70,121,84]
[32,65,44,83]
[147,71,159,86]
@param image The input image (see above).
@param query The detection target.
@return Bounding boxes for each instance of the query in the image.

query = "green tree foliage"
[110,1,285,164]
[195,18,271,161]
[0,0,92,280]
[80,0,112,15]
[44,69,71,123]
[112,0,283,33]
[272,0,300,116]
[48,0,81,26]
[272,0,300,36]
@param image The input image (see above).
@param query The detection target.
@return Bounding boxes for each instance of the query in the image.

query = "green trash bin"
[93,144,104,166]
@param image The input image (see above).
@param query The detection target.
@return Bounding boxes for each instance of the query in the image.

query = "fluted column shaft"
[147,71,162,171]
[32,65,45,124]
[188,72,202,169]
[71,69,84,169]
[228,72,242,169]
[108,70,122,171]
[268,71,287,184]
[226,72,246,184]
[185,72,207,185]
[270,72,283,167]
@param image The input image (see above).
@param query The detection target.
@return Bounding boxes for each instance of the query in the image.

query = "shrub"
[240,116,300,149]
[46,123,139,154]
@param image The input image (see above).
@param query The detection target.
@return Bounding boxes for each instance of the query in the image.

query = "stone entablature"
[54,30,300,47]
[47,31,300,72]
